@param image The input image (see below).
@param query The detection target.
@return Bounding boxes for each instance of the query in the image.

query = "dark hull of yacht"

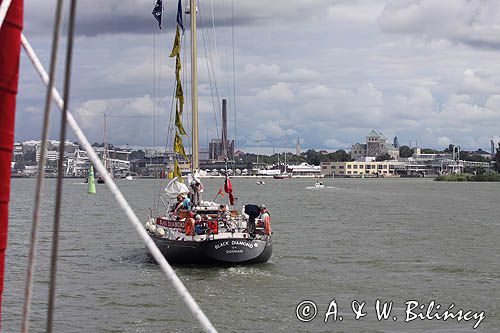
[148,235,273,265]
[273,174,291,179]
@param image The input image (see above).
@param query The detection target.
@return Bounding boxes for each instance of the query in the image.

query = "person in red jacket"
[185,211,195,236]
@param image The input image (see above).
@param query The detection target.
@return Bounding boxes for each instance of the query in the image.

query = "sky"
[14,0,500,153]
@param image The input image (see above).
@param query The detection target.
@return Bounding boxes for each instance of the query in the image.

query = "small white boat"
[314,182,324,188]
[256,181,265,185]
[125,175,134,180]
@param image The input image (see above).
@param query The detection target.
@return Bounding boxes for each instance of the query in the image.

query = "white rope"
[21,0,65,331]
[0,0,13,30]
[21,33,218,333]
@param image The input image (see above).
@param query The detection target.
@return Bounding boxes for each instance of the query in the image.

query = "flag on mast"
[224,178,235,206]
[215,187,224,198]
[152,0,163,29]
[176,0,184,31]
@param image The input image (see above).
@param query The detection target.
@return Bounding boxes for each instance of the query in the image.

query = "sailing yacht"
[97,114,113,183]
[145,0,272,265]
[273,138,291,179]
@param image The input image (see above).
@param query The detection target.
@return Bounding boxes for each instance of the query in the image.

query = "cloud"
[459,69,499,95]
[24,0,339,37]
[256,82,295,103]
[243,64,320,82]
[327,2,386,23]
[16,0,500,152]
[299,84,331,99]
[323,138,350,149]
[71,95,157,144]
[379,0,500,50]
[437,136,452,146]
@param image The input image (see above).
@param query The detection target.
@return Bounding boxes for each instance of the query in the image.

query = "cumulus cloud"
[16,0,500,151]
[72,95,157,142]
[459,69,499,95]
[323,138,350,149]
[327,2,386,22]
[379,0,500,50]
[243,64,320,82]
[256,82,295,103]
[299,84,331,99]
[437,136,452,146]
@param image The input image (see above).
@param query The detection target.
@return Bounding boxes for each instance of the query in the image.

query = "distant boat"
[256,180,265,185]
[125,175,134,180]
[314,181,324,188]
[273,173,291,179]
[274,137,291,179]
[97,114,114,184]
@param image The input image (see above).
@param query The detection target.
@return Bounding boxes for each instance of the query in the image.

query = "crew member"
[259,204,272,235]
[185,212,195,236]
[174,194,191,213]
[189,179,203,206]
[244,204,260,237]
[194,214,204,234]
[218,204,230,220]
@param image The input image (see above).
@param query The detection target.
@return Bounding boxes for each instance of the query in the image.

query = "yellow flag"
[174,131,187,158]
[169,26,181,58]
[176,80,184,105]
[175,103,187,135]
[173,159,183,182]
[175,54,182,82]
[176,80,184,116]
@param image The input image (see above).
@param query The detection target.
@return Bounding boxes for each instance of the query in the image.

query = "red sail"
[0,0,23,325]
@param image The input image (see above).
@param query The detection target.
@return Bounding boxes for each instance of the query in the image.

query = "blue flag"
[152,0,163,29]
[176,0,184,31]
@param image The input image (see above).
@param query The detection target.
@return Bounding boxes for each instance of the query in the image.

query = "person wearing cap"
[259,204,272,235]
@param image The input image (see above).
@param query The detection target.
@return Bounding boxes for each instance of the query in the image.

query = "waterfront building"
[65,149,90,177]
[13,142,23,156]
[469,149,493,160]
[208,138,235,161]
[321,161,404,177]
[289,163,323,177]
[351,130,399,160]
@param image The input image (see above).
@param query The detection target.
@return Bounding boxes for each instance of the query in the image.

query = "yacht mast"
[103,113,109,171]
[284,136,287,174]
[190,0,199,170]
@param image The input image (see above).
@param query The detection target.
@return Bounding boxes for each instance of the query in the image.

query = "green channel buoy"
[88,165,96,194]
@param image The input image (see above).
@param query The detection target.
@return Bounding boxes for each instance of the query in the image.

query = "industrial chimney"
[222,99,227,159]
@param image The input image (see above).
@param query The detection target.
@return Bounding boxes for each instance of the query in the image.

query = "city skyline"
[14,0,500,151]
[13,133,499,156]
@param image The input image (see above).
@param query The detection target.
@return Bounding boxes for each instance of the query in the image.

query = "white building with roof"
[351,130,400,160]
[289,163,323,177]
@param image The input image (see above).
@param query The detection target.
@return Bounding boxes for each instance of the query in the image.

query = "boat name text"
[214,240,255,250]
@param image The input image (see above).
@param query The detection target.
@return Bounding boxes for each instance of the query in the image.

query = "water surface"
[3,178,499,332]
